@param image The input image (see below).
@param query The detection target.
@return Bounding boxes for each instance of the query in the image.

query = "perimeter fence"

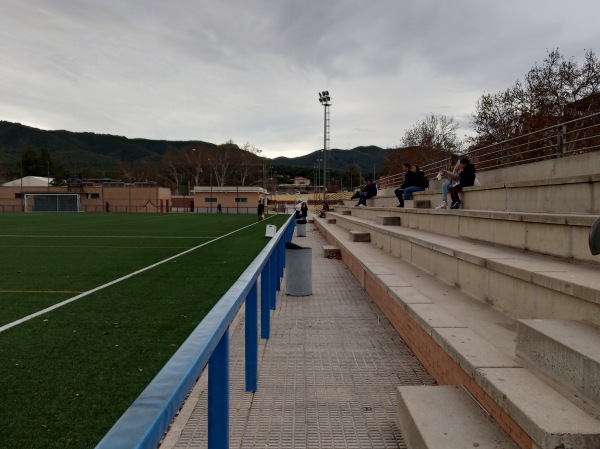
[95,214,296,449]
[378,111,600,189]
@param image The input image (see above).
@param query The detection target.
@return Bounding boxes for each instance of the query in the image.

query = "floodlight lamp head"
[318,90,331,105]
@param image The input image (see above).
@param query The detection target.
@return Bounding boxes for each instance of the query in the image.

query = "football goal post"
[23,193,81,212]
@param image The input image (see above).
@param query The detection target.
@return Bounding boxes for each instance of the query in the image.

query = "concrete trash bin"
[296,219,307,237]
[285,242,312,296]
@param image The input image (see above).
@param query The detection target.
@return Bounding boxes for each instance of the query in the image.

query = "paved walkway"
[161,220,435,449]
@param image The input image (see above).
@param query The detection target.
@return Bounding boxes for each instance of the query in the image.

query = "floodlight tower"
[318,91,331,202]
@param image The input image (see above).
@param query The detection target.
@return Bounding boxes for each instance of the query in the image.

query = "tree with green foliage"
[8,146,66,181]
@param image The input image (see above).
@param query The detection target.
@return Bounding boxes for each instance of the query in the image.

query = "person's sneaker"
[358,204,365,207]
[450,201,458,209]
[435,200,447,209]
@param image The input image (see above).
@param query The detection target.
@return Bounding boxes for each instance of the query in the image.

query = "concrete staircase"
[516,319,600,410]
[315,152,600,449]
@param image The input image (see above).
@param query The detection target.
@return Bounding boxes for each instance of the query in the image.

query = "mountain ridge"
[0,120,390,176]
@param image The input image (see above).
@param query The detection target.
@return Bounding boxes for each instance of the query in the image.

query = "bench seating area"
[313,152,600,449]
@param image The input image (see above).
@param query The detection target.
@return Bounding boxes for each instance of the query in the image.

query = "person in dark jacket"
[318,201,330,218]
[257,199,265,221]
[395,164,428,207]
[449,158,476,209]
[300,201,308,219]
[394,163,412,207]
[355,178,378,206]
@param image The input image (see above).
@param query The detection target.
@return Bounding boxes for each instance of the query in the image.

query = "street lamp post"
[208,158,213,214]
[316,158,322,198]
[257,149,266,204]
[318,91,331,202]
[273,171,277,213]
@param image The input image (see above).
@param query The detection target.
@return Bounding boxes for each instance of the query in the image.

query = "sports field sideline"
[0,212,289,449]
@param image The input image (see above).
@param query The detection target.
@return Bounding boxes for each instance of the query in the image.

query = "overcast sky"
[1,1,599,158]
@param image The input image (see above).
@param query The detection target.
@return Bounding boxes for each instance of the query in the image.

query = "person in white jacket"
[435,154,460,209]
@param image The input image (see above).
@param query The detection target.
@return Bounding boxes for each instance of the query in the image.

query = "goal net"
[24,194,81,212]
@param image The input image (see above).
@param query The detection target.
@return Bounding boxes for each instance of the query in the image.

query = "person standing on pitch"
[257,199,265,222]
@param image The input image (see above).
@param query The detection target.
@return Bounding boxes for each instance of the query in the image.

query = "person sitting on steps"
[395,164,428,207]
[318,201,329,218]
[394,163,412,207]
[449,158,476,209]
[355,178,378,207]
[435,154,460,209]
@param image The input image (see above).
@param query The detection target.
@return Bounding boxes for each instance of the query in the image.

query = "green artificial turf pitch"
[0,212,289,449]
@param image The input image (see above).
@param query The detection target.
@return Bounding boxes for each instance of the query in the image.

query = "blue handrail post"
[278,238,285,287]
[260,259,271,339]
[245,282,258,392]
[208,329,229,449]
[270,252,277,310]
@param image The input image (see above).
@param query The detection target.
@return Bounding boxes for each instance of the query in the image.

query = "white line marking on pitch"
[0,235,216,239]
[0,220,263,334]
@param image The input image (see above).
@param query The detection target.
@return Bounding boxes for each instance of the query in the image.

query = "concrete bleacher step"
[326,210,600,326]
[516,319,600,409]
[322,245,341,258]
[412,199,431,209]
[396,386,518,449]
[332,205,598,265]
[376,215,401,225]
[314,217,600,449]
[349,230,370,242]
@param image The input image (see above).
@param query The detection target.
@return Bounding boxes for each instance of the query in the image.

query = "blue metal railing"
[95,214,296,449]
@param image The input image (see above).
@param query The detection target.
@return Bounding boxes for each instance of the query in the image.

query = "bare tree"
[471,48,600,145]
[210,140,238,187]
[181,145,206,187]
[159,151,187,194]
[236,142,261,186]
[400,114,463,162]
[116,160,155,183]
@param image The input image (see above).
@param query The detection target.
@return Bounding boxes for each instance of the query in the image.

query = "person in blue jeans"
[355,178,378,206]
[394,163,412,207]
[395,164,428,207]
[450,158,476,209]
[435,154,460,209]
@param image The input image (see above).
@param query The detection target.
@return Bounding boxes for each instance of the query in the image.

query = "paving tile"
[165,223,434,449]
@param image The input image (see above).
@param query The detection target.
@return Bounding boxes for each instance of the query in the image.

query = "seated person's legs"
[357,193,373,206]
[403,186,424,200]
[355,192,364,206]
[449,185,463,208]
[394,187,404,207]
[442,182,451,201]
[437,182,452,208]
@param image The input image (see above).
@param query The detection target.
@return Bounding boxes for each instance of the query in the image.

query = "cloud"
[1,0,599,158]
